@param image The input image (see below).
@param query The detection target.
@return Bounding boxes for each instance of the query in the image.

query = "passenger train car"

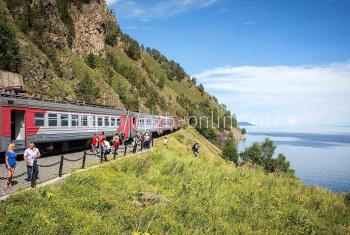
[0,94,182,156]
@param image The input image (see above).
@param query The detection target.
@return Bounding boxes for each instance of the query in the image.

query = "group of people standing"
[90,131,154,160]
[4,142,40,188]
[91,132,123,161]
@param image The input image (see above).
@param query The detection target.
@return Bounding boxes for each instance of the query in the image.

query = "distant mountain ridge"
[239,121,255,126]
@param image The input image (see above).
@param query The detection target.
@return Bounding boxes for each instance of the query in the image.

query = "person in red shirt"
[98,132,106,160]
[91,134,98,154]
[112,133,120,150]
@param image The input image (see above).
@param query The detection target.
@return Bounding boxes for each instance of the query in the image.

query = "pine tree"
[74,74,100,103]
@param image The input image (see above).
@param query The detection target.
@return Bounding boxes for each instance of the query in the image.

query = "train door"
[11,110,25,149]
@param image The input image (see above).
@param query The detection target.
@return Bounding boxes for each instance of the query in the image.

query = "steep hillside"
[0,128,349,234]
[0,0,237,137]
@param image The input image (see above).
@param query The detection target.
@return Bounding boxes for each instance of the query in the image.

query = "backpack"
[192,144,196,151]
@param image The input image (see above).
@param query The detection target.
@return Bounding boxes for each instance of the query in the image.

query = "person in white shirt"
[24,142,40,181]
[103,140,111,161]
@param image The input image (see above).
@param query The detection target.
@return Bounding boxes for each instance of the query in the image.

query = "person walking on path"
[103,140,111,161]
[163,136,168,148]
[144,132,151,149]
[5,143,17,188]
[23,142,41,182]
[112,133,120,152]
[192,143,200,158]
[91,134,99,154]
[98,132,106,161]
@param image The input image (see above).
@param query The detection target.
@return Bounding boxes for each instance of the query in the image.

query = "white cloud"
[106,0,122,5]
[108,0,220,19]
[243,20,256,25]
[194,61,350,128]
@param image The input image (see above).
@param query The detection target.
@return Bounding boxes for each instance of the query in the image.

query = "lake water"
[237,128,350,192]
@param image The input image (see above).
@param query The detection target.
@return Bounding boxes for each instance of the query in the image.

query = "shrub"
[345,193,350,206]
[45,48,63,77]
[85,53,96,69]
[240,138,294,174]
[74,74,100,103]
[196,127,217,141]
[0,13,22,72]
[157,76,165,89]
[222,140,239,165]
[241,128,246,135]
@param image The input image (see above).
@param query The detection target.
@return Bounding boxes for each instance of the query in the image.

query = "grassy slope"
[0,128,349,234]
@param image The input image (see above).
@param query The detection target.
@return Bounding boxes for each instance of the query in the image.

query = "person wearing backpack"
[103,140,111,161]
[192,143,200,158]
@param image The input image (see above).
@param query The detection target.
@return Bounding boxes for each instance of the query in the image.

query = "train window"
[34,113,45,126]
[116,118,121,126]
[111,118,115,126]
[48,113,58,127]
[71,115,78,127]
[61,114,69,126]
[105,117,110,126]
[82,116,88,127]
[98,117,103,127]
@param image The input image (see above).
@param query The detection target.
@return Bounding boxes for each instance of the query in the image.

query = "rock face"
[71,0,109,55]
[34,0,69,50]
[2,0,122,100]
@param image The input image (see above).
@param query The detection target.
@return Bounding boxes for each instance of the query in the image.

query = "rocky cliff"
[0,0,238,140]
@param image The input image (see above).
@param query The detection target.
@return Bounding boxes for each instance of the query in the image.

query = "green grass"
[0,128,349,234]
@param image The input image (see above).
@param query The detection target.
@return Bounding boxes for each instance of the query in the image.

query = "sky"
[107,0,350,130]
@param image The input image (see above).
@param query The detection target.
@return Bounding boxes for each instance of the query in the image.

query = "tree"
[240,143,263,165]
[104,20,120,46]
[123,34,141,61]
[240,139,294,174]
[0,15,21,72]
[105,29,118,46]
[274,153,294,174]
[74,74,100,103]
[222,139,239,165]
[86,53,96,69]
[241,128,247,135]
[198,84,205,93]
[191,77,197,85]
[261,138,277,172]
[157,76,165,89]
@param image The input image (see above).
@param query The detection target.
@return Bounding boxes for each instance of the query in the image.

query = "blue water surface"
[237,129,350,192]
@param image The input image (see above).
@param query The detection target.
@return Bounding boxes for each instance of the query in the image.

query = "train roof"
[0,93,127,116]
[0,93,181,119]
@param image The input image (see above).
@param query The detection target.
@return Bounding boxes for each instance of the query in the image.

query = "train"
[0,93,184,157]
